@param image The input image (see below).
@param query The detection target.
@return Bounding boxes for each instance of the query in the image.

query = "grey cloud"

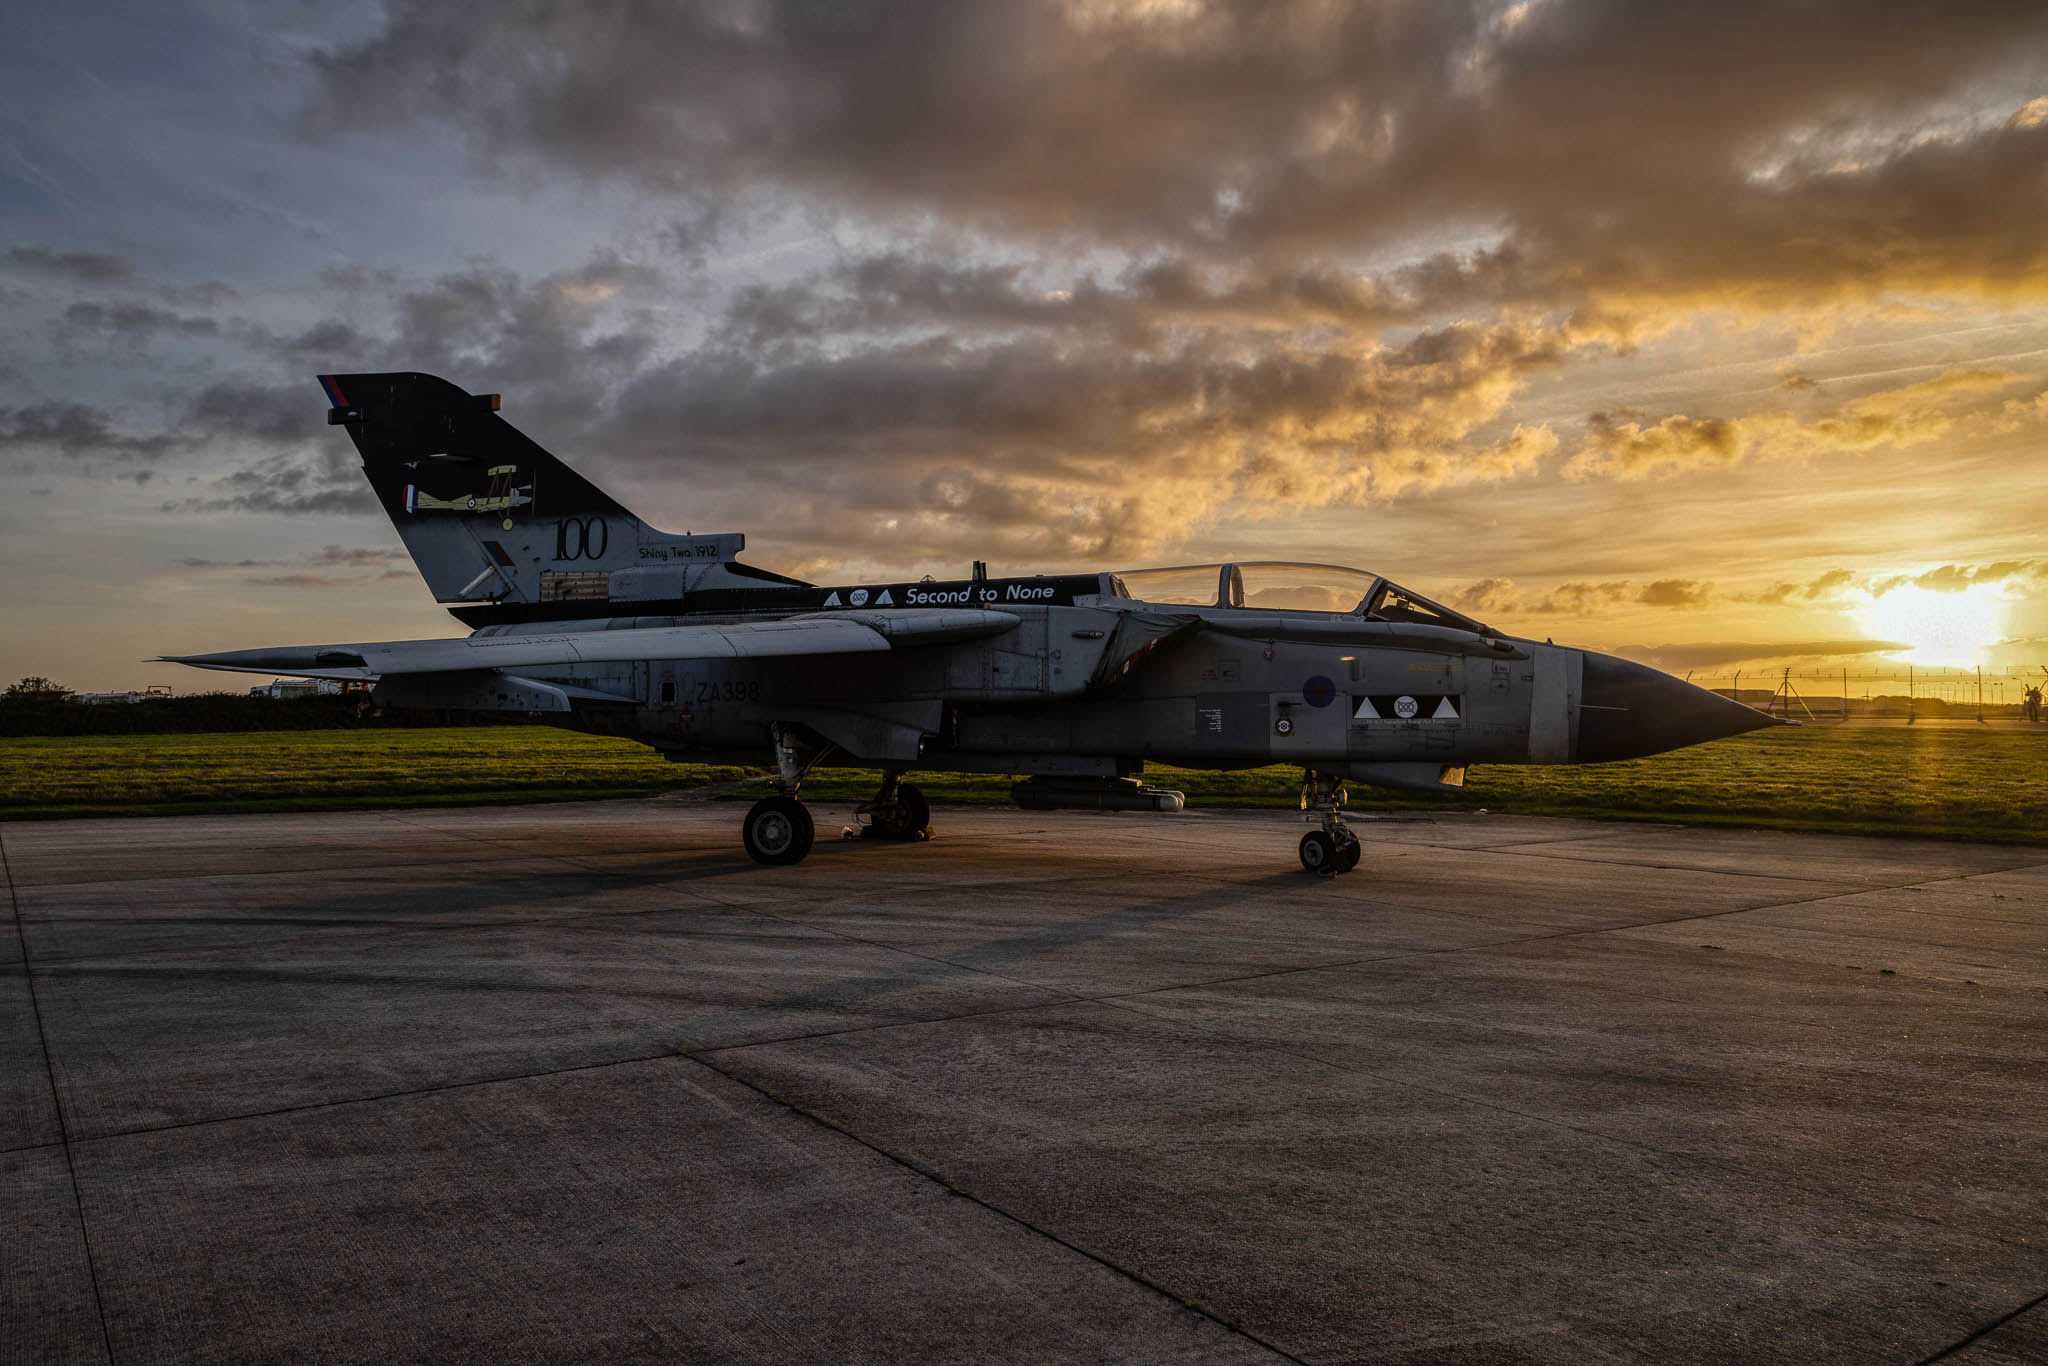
[162,281,239,308]
[177,545,399,572]
[169,484,378,517]
[64,301,219,337]
[318,263,400,294]
[307,1,2048,310]
[1449,577,1523,617]
[1450,576,1721,618]
[283,320,371,358]
[1747,569,1867,604]
[6,245,133,283]
[315,544,403,566]
[593,314,1569,559]
[185,382,316,444]
[1908,559,2046,592]
[280,2,2048,571]
[1636,578,1713,609]
[0,403,180,461]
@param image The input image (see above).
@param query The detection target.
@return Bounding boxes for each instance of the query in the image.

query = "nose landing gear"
[1299,770,1361,877]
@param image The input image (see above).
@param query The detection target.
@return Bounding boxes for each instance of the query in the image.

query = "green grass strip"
[3,723,2045,844]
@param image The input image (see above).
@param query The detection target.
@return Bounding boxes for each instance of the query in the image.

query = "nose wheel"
[1298,768,1361,876]
[1298,825,1362,876]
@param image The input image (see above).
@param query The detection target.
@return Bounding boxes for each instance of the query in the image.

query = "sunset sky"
[3,0,2046,689]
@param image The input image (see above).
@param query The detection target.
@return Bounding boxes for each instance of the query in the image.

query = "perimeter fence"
[1685,666,2048,723]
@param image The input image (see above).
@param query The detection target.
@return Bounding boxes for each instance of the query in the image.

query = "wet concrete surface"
[2,800,2044,1363]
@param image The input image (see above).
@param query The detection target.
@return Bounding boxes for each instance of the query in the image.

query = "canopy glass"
[1110,561,1488,633]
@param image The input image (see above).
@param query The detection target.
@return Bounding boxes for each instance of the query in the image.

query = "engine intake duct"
[1011,776,1186,813]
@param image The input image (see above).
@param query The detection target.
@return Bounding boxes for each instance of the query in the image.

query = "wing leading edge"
[161,608,1022,681]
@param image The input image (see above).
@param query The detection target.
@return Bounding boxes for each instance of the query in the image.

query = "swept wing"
[161,609,1021,681]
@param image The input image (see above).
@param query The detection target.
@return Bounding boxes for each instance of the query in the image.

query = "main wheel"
[892,782,930,839]
[1298,830,1338,876]
[870,782,930,841]
[744,795,815,865]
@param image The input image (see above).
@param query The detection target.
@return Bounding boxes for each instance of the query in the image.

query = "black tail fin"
[320,372,789,623]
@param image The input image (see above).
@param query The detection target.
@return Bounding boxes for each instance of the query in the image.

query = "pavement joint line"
[59,978,1277,1145]
[679,1050,1309,1366]
[0,825,116,1365]
[1438,842,1867,888]
[0,1138,69,1159]
[68,1047,689,1146]
[1603,906,2048,960]
[55,957,1434,1147]
[1457,830,1662,852]
[1092,980,2045,1252]
[1460,841,2048,886]
[1912,1286,2048,1364]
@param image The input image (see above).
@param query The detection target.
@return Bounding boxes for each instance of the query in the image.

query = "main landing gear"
[854,769,931,843]
[743,794,814,866]
[740,726,932,866]
[1298,770,1361,878]
[743,723,825,866]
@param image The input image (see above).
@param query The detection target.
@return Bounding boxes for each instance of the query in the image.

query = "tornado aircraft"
[168,372,1778,872]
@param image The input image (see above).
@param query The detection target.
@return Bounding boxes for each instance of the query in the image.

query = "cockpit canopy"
[1108,561,1489,634]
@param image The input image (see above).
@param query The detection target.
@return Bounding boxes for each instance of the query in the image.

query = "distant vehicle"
[72,686,173,706]
[248,679,344,700]
[168,373,1778,871]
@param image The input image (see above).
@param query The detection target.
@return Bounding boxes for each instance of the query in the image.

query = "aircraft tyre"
[1299,830,1340,877]
[866,781,930,841]
[889,782,931,840]
[744,795,815,865]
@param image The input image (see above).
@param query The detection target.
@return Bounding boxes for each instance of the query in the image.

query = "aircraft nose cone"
[1577,651,1780,762]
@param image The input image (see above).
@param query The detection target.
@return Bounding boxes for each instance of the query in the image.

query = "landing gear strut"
[1298,770,1361,877]
[742,723,830,866]
[856,769,930,842]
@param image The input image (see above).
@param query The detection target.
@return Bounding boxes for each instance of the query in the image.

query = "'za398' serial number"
[692,680,761,703]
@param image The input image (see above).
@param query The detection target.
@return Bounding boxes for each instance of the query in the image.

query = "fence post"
[1907,664,1914,725]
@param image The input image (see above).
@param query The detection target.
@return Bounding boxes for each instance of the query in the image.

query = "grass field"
[3,723,2046,842]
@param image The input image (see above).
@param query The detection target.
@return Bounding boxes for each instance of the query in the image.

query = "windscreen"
[1364,580,1486,633]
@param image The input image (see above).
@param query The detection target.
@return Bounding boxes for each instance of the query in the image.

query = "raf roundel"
[1302,675,1337,708]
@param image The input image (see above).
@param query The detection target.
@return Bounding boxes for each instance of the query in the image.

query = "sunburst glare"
[1854,583,2004,666]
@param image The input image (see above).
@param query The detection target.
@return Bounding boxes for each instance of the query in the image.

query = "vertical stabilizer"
[320,372,796,623]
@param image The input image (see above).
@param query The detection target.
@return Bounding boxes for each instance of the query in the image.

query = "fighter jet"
[167,372,1778,872]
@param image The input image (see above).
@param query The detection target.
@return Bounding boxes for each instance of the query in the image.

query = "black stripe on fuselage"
[445,574,1106,628]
